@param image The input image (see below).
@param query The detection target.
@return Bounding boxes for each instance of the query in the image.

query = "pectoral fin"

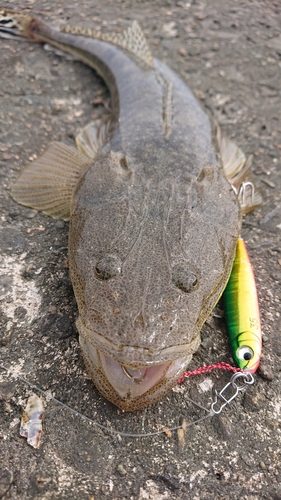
[75,116,111,159]
[11,142,92,221]
[216,124,246,179]
[216,124,262,214]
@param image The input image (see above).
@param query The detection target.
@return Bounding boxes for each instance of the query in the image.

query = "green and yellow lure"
[224,238,262,373]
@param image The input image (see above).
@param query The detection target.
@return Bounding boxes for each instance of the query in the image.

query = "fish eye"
[237,346,254,361]
[94,254,122,281]
[172,264,198,293]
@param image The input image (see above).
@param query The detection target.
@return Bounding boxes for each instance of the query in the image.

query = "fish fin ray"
[12,142,92,220]
[216,123,246,179]
[62,20,154,68]
[216,124,262,214]
[75,116,111,159]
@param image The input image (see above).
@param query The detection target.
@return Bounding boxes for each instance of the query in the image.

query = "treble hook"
[232,180,255,207]
[121,365,146,384]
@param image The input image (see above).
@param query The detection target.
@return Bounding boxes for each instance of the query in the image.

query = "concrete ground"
[0,0,280,498]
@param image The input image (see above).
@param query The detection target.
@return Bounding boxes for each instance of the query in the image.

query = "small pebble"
[261,178,276,188]
[163,426,172,438]
[259,461,266,470]
[194,11,205,20]
[177,428,185,451]
[240,452,253,467]
[258,363,274,381]
[178,47,187,56]
[55,220,65,229]
[22,208,38,219]
[271,272,281,282]
[0,382,15,401]
[262,334,270,343]
[117,464,127,476]
[8,206,20,217]
[194,89,206,100]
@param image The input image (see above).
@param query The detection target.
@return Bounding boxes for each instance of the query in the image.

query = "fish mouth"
[79,335,191,408]
[99,351,173,399]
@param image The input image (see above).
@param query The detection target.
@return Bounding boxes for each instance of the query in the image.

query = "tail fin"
[0,8,46,41]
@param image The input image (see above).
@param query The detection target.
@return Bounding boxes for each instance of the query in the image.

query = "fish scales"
[0,10,260,410]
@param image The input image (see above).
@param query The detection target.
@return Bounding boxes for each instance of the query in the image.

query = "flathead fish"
[0,9,261,410]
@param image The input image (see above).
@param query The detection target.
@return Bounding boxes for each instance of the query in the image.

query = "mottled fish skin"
[0,11,241,410]
[52,24,241,409]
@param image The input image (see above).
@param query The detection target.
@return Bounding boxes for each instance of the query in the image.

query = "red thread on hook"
[177,361,243,384]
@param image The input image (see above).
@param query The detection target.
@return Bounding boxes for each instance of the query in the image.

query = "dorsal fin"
[61,20,154,68]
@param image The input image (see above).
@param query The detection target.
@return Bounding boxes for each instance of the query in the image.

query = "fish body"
[224,238,262,373]
[0,10,261,410]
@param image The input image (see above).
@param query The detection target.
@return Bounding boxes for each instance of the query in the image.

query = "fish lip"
[79,334,192,410]
[76,316,201,366]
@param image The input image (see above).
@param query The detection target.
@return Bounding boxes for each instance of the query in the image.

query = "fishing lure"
[224,237,262,373]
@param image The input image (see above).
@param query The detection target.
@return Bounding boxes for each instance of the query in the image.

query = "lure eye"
[237,346,254,362]
[94,254,122,281]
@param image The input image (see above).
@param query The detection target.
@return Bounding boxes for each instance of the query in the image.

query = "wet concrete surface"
[0,0,281,498]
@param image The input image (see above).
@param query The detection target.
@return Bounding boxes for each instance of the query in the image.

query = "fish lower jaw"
[79,335,191,410]
[99,352,173,399]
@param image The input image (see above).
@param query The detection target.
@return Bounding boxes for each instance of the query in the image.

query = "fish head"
[69,151,240,410]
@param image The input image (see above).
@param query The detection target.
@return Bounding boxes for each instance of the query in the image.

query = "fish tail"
[0,8,52,42]
[0,8,155,68]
